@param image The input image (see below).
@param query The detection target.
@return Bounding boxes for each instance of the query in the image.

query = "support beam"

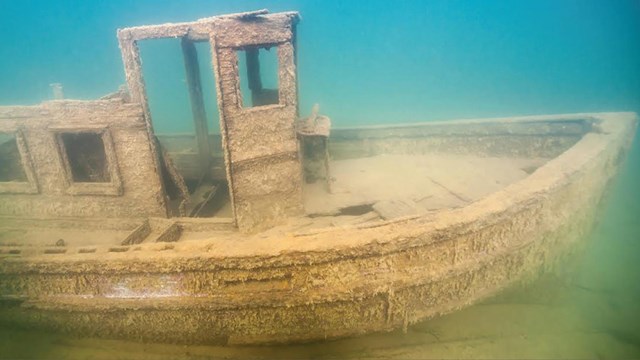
[117,33,170,217]
[181,38,212,172]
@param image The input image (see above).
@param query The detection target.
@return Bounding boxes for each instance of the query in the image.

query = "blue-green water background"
[1,0,639,126]
[1,0,639,358]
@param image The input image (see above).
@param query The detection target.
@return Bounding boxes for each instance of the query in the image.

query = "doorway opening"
[138,38,232,219]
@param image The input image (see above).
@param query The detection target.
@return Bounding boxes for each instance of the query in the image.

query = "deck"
[0,152,549,252]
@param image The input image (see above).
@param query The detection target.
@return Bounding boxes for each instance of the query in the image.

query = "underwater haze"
[1,0,640,358]
[1,0,639,125]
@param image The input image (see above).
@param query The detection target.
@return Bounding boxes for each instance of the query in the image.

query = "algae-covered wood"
[0,112,635,345]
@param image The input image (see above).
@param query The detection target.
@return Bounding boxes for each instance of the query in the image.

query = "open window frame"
[0,128,39,194]
[236,44,282,109]
[51,126,123,196]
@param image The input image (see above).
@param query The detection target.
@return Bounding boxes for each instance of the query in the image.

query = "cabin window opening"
[237,46,279,108]
[0,133,27,182]
[59,132,110,183]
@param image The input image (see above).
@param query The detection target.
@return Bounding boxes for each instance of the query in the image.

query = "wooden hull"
[0,112,636,345]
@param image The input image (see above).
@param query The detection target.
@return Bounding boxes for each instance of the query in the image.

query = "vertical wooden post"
[117,31,169,217]
[181,37,212,173]
[209,34,238,225]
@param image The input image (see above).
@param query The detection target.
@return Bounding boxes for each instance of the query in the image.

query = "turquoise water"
[1,1,639,124]
[1,0,639,358]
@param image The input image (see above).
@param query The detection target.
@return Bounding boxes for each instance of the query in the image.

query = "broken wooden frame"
[0,128,39,194]
[117,10,304,232]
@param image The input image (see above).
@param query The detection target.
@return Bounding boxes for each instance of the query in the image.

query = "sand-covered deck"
[305,153,548,216]
[0,152,549,250]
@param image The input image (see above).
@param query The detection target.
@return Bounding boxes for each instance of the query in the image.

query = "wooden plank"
[330,211,380,227]
[373,198,424,220]
[185,182,219,217]
[154,222,182,243]
[330,120,589,140]
[120,220,151,245]
[214,15,295,48]
[157,140,190,216]
[119,10,273,42]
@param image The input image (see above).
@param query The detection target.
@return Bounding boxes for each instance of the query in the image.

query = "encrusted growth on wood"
[118,10,303,231]
[0,99,166,218]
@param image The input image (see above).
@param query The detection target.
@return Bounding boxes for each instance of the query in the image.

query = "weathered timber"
[116,10,303,231]
[206,13,303,232]
[0,100,165,218]
[120,220,151,246]
[154,222,182,243]
[181,38,212,173]
[186,182,219,217]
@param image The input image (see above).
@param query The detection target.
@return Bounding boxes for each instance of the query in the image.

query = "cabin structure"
[0,10,304,233]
